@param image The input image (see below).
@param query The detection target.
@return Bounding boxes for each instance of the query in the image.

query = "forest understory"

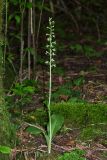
[9,53,107,160]
[1,1,107,160]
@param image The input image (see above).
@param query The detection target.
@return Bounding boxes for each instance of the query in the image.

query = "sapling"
[26,17,64,154]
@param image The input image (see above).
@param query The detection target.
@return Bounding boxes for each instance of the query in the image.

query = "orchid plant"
[26,18,64,154]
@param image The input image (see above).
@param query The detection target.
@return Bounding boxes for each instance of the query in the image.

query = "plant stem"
[48,25,52,154]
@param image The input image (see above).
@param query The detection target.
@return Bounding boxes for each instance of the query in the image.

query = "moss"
[24,108,48,126]
[57,149,86,160]
[80,126,103,141]
[32,102,107,129]
[51,102,107,127]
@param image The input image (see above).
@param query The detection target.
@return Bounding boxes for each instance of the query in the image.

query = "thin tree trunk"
[32,0,36,78]
[19,4,25,83]
[28,0,32,79]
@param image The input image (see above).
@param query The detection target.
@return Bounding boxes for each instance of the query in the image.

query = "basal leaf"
[47,114,64,139]
[26,126,42,135]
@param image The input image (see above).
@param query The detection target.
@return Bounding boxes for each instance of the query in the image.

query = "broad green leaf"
[47,114,64,139]
[26,126,43,135]
[0,146,11,154]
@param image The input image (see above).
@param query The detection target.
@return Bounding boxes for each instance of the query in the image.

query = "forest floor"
[11,53,107,160]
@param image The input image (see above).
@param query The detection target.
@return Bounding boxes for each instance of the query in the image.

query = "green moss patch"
[28,102,107,128]
[51,102,107,127]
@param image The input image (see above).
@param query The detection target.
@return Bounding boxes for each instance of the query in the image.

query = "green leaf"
[26,126,43,135]
[23,86,35,94]
[15,15,21,24]
[0,146,11,154]
[47,114,64,139]
[25,47,34,55]
[73,77,85,86]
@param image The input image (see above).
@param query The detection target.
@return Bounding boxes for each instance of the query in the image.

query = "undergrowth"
[28,102,107,142]
[26,102,107,128]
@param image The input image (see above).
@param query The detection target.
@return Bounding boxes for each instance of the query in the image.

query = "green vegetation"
[70,44,104,58]
[1,0,107,159]
[52,77,84,102]
[51,102,107,126]
[37,149,86,160]
[7,79,38,110]
[25,102,107,144]
[57,149,86,160]
[0,146,11,154]
[25,102,107,128]
[80,126,104,141]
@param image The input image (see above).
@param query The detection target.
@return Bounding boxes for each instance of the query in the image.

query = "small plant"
[7,79,37,109]
[51,81,81,103]
[73,77,85,86]
[26,17,64,154]
[0,146,11,154]
[70,43,103,58]
[83,45,103,58]
[57,149,86,160]
[0,145,12,160]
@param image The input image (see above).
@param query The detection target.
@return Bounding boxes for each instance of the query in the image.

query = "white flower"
[52,64,56,67]
[45,17,56,68]
[45,61,49,64]
[45,51,49,55]
[51,59,54,62]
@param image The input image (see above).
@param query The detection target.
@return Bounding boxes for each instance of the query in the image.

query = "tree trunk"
[0,0,14,159]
